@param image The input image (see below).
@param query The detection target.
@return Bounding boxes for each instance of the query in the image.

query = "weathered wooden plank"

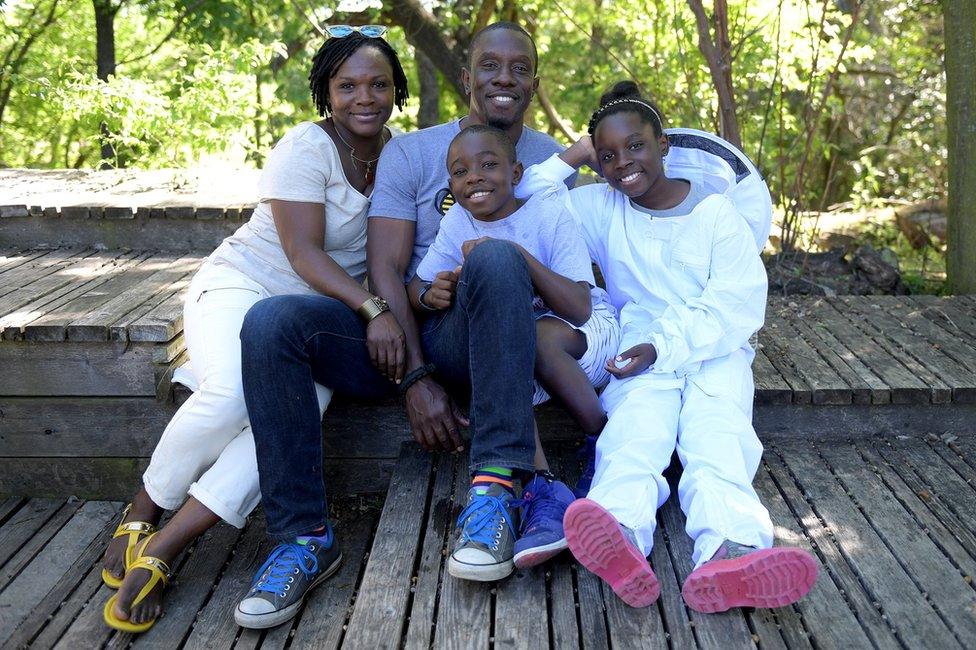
[0,498,65,571]
[403,454,458,650]
[24,251,175,341]
[127,522,243,648]
[857,441,976,586]
[51,580,118,648]
[752,344,793,405]
[287,504,381,650]
[3,501,123,649]
[341,445,434,650]
[765,304,852,405]
[803,297,931,404]
[778,304,877,405]
[758,327,814,405]
[0,397,176,457]
[0,500,82,592]
[0,250,146,341]
[913,295,976,347]
[648,523,697,650]
[761,455,902,649]
[0,340,158,397]
[494,564,549,649]
[658,494,754,649]
[128,273,192,343]
[887,440,976,535]
[153,332,185,364]
[26,559,105,649]
[930,437,976,485]
[0,496,24,526]
[0,501,119,640]
[876,297,976,375]
[834,296,976,403]
[109,269,195,343]
[817,442,976,641]
[754,403,976,439]
[773,445,960,647]
[67,253,203,341]
[0,457,148,501]
[753,463,880,650]
[0,248,87,300]
[433,457,491,650]
[0,248,49,274]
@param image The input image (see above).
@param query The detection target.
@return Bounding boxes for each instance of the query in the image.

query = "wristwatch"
[417,282,439,311]
[357,295,390,323]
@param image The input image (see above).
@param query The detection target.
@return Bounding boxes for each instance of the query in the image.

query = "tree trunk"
[93,0,118,168]
[686,0,742,148]
[945,0,976,293]
[383,0,466,100]
[416,51,441,128]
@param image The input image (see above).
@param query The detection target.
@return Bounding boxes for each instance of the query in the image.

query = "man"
[234,23,578,629]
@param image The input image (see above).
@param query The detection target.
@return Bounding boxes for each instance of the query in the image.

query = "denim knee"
[240,295,304,351]
[462,240,530,290]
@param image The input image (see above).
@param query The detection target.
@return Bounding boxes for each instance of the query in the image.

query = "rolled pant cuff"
[187,483,248,529]
[266,519,331,544]
[469,459,537,475]
[142,475,186,512]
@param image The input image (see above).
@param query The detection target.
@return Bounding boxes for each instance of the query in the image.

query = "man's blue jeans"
[241,240,537,541]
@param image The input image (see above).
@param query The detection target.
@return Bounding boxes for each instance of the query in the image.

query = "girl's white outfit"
[142,122,375,527]
[517,132,774,567]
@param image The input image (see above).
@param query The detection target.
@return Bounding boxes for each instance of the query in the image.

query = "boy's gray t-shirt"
[367,119,574,281]
[415,188,595,314]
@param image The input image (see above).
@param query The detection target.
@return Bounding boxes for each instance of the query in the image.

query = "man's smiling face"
[462,28,539,131]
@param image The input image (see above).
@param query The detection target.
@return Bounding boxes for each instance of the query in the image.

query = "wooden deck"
[2,437,976,649]
[0,246,975,499]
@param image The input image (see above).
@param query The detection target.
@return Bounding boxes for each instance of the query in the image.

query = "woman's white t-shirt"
[208,121,374,296]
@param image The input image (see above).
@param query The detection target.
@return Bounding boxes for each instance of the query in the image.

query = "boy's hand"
[422,269,460,310]
[461,236,492,259]
[605,343,657,379]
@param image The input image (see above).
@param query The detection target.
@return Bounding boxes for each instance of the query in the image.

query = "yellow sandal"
[103,539,172,633]
[101,504,157,589]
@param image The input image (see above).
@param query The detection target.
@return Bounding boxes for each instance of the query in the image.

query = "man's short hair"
[468,22,538,70]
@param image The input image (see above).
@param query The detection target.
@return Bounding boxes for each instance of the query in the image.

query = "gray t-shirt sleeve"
[414,207,464,281]
[547,205,596,286]
[367,138,417,221]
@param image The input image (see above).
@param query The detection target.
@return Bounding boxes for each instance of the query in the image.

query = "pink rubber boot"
[563,499,660,608]
[682,544,818,613]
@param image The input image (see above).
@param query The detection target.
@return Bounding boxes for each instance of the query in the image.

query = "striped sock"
[472,466,514,495]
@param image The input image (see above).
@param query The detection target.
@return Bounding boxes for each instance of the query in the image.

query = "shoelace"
[512,482,568,534]
[457,494,514,548]
[250,542,320,596]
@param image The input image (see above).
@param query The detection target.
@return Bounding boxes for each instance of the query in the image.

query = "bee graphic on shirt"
[435,188,455,216]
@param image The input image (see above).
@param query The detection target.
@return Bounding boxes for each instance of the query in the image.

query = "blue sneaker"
[513,474,576,568]
[234,528,342,629]
[575,435,599,497]
[448,483,518,582]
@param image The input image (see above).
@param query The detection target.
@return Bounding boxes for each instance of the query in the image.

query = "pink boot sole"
[563,499,660,608]
[682,547,818,613]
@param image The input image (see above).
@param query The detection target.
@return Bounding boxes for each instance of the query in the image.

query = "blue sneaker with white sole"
[513,474,576,568]
[575,435,599,497]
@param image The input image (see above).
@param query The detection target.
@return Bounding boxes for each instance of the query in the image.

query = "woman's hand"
[422,268,461,310]
[366,311,406,383]
[605,343,657,379]
[404,376,469,451]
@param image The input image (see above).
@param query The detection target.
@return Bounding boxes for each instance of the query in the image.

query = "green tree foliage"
[0,0,947,222]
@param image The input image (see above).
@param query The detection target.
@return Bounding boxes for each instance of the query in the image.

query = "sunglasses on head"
[325,25,387,39]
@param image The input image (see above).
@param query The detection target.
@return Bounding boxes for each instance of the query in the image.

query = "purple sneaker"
[574,435,598,497]
[513,475,576,568]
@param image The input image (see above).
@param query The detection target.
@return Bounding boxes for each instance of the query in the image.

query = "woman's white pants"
[142,263,331,527]
[586,353,774,567]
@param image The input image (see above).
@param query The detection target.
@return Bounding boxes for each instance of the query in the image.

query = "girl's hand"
[461,236,492,259]
[560,135,598,173]
[366,311,406,383]
[605,343,657,379]
[423,269,460,310]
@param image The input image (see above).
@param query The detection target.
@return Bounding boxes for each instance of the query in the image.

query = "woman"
[101,27,409,632]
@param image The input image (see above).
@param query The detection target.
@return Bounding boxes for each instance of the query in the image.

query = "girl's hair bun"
[599,80,642,107]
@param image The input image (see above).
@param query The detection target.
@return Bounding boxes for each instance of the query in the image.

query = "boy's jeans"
[241,240,537,541]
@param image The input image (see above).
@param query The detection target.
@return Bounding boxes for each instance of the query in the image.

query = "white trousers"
[142,263,331,527]
[586,350,773,567]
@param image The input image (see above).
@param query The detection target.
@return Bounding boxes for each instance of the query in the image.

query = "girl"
[101,28,409,632]
[516,81,817,611]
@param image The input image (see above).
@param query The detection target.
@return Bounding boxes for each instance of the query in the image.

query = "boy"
[409,125,620,580]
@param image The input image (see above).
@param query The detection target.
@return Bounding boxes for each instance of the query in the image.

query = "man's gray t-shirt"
[415,187,595,315]
[368,119,574,281]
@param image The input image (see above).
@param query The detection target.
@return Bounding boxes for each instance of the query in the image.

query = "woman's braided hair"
[587,80,665,137]
[308,32,409,117]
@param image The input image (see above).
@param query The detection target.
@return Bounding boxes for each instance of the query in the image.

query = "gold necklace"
[332,122,388,180]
